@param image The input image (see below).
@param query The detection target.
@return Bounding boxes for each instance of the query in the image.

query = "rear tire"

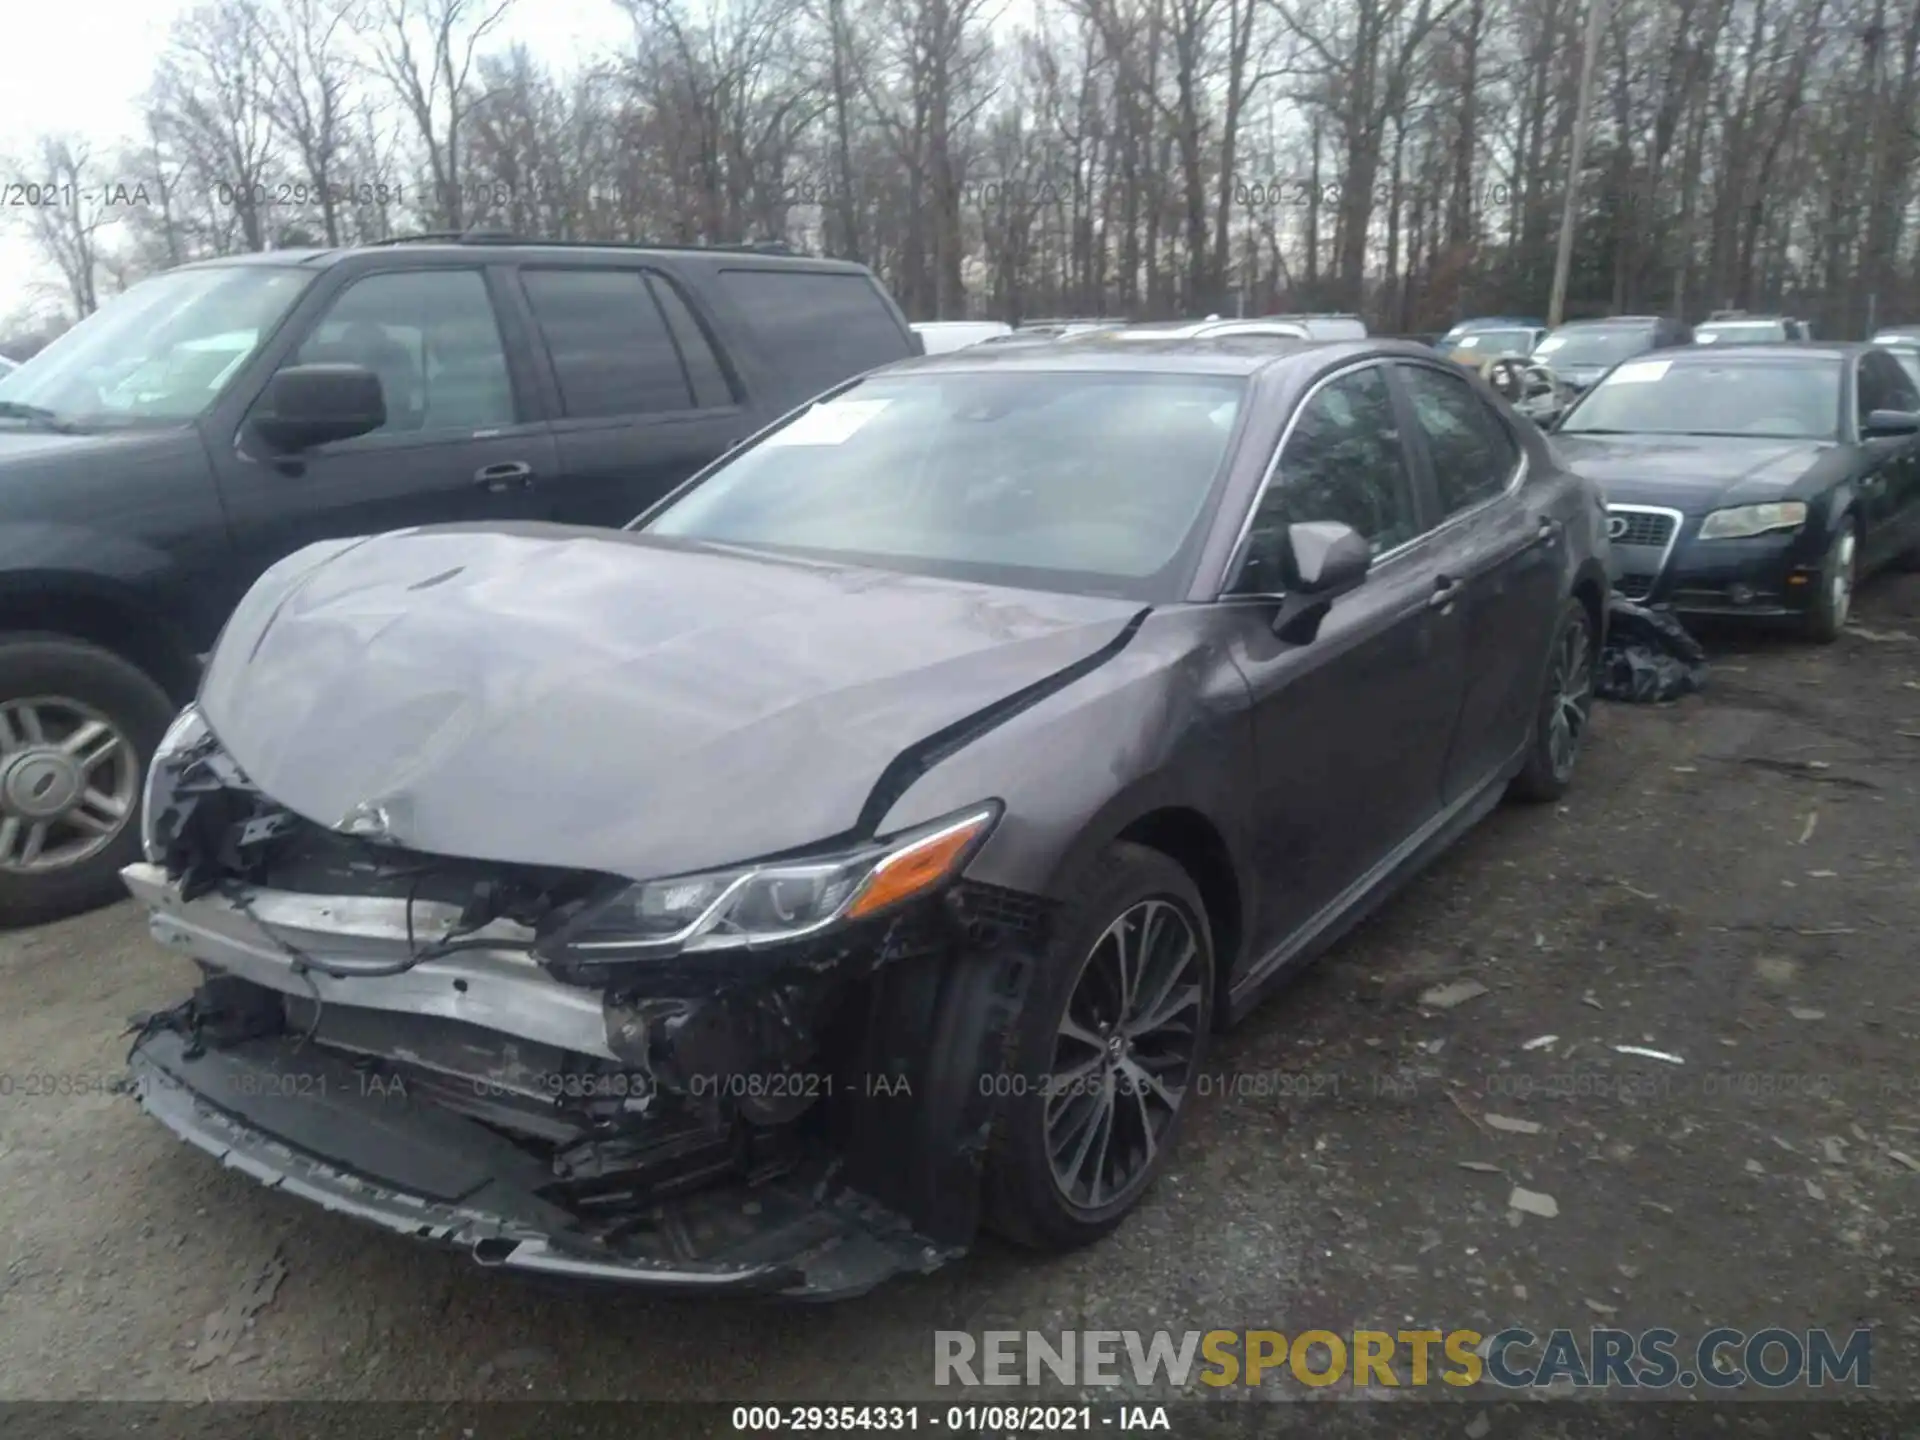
[0,636,174,928]
[984,842,1215,1252]
[1510,599,1596,803]
[1802,521,1856,644]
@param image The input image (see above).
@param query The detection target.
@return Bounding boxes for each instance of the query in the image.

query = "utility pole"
[1548,0,1608,327]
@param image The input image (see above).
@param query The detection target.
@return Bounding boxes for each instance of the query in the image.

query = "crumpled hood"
[199,523,1144,881]
[1551,433,1832,512]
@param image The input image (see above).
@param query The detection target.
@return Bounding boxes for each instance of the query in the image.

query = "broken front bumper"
[127,1025,950,1298]
[121,862,1032,1297]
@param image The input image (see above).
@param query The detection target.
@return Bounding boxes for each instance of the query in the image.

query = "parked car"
[1077,315,1368,345]
[1532,316,1693,394]
[911,321,1014,354]
[124,337,1609,1297]
[1693,311,1813,345]
[1553,342,1920,640]
[0,236,916,927]
[1436,318,1549,364]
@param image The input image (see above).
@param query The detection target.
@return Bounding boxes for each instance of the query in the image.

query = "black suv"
[0,236,917,925]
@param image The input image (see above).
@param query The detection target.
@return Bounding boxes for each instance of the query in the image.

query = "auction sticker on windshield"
[1610,360,1671,384]
[764,398,893,446]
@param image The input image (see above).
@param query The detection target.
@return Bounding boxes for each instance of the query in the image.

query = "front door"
[1224,362,1468,964]
[212,265,554,592]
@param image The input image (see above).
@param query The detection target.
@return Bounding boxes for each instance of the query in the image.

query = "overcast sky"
[0,0,633,324]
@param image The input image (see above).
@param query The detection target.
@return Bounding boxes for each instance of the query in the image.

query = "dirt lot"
[1,575,1916,1410]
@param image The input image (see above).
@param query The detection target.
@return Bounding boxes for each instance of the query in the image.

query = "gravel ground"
[1,575,1916,1411]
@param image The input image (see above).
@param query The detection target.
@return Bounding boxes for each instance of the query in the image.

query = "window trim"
[644,270,742,410]
[1219,358,1431,597]
[1390,357,1528,535]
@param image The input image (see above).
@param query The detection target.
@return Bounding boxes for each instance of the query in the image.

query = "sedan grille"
[1609,510,1677,547]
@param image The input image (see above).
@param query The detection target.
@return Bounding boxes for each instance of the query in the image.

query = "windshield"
[1534,327,1657,368]
[1696,321,1787,344]
[0,265,312,429]
[642,370,1247,599]
[1442,329,1535,357]
[1559,356,1841,440]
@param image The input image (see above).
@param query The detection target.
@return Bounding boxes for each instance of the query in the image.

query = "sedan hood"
[1551,433,1832,512]
[199,524,1144,881]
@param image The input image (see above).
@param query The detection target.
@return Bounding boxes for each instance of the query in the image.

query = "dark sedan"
[1553,343,1920,640]
[122,339,1609,1296]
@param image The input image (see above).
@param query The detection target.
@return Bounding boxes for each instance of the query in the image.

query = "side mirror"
[1864,408,1920,438]
[252,364,385,452]
[1271,521,1372,643]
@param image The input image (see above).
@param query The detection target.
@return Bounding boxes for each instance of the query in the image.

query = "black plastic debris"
[1596,594,1708,703]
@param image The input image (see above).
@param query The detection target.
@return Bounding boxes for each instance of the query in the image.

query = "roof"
[1553,315,1669,328]
[173,239,872,275]
[884,335,1424,377]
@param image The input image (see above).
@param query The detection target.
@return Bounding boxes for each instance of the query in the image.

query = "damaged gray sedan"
[124,338,1610,1297]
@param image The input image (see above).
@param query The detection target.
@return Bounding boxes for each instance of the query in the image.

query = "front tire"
[0,636,174,928]
[1510,598,1595,803]
[985,842,1215,1252]
[1803,521,1857,643]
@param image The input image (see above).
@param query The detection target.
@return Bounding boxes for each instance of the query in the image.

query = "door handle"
[474,461,534,492]
[1428,576,1462,611]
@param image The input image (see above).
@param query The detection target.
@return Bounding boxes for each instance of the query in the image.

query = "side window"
[289,269,514,436]
[1232,366,1419,594]
[521,268,694,418]
[715,269,914,385]
[1863,350,1920,416]
[1398,363,1519,516]
[646,274,734,409]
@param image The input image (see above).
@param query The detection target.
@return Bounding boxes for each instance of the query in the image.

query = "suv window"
[1398,363,1518,515]
[521,268,697,419]
[290,268,514,435]
[646,274,733,409]
[1232,365,1420,593]
[716,269,912,384]
[1860,349,1920,422]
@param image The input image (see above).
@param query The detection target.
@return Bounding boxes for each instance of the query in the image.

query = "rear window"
[718,269,912,388]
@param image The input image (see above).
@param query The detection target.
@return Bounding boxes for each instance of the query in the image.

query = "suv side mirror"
[1865,408,1920,437]
[1272,520,1372,642]
[252,364,385,452]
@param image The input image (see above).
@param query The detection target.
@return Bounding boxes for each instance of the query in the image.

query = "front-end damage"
[125,724,1053,1297]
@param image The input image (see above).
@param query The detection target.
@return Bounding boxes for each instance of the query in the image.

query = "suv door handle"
[1428,576,1462,611]
[1531,516,1560,547]
[474,461,534,491]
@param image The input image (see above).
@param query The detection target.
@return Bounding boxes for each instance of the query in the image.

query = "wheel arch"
[0,572,200,704]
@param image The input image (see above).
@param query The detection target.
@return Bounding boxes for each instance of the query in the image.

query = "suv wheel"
[1510,598,1596,803]
[985,842,1214,1252]
[0,636,175,928]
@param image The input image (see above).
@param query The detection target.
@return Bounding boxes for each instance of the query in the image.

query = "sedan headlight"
[140,703,210,862]
[544,803,1001,960]
[1696,501,1807,540]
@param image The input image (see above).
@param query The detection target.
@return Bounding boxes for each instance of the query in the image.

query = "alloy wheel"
[1830,529,1856,631]
[1045,898,1204,1215]
[1547,617,1593,783]
[0,696,138,874]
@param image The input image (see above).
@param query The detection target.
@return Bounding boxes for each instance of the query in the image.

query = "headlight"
[1697,501,1807,540]
[544,803,1001,960]
[140,703,210,862]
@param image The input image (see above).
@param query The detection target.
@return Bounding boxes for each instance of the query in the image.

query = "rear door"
[1392,360,1563,803]
[1224,362,1468,961]
[212,264,555,588]
[513,264,748,527]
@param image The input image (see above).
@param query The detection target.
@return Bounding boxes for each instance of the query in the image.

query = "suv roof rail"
[367,230,803,255]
